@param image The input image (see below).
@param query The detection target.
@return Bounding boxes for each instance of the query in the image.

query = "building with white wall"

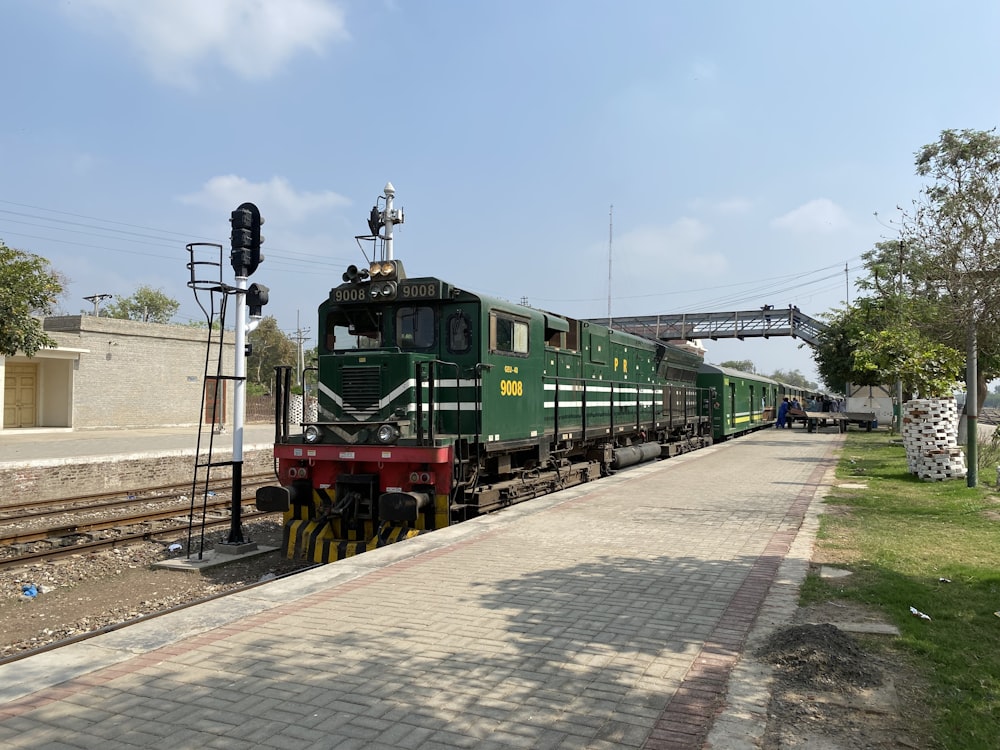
[1,316,234,431]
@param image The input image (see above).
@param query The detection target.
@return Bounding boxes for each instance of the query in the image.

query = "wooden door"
[3,364,37,428]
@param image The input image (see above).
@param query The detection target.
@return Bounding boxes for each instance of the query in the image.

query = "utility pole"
[289,311,311,388]
[83,293,112,316]
[895,241,905,434]
[967,318,978,487]
[607,204,613,326]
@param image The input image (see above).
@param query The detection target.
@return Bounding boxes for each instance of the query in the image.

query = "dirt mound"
[756,622,883,693]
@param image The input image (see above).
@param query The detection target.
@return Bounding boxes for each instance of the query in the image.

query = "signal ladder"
[184,242,245,560]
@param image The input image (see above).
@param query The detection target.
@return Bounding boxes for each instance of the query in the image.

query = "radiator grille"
[342,366,381,410]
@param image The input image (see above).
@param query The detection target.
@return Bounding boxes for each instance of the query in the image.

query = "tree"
[767,369,817,390]
[0,242,63,356]
[853,325,964,398]
[897,128,1000,411]
[104,285,180,324]
[719,359,756,373]
[813,299,893,392]
[247,316,296,391]
[302,345,319,392]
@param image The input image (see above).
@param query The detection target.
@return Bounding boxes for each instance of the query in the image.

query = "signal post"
[222,203,268,550]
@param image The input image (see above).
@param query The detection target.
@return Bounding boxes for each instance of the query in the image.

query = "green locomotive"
[258,184,772,564]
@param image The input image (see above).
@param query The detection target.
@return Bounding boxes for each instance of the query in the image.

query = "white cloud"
[66,0,348,87]
[714,197,752,216]
[178,175,350,223]
[771,199,850,233]
[615,218,728,278]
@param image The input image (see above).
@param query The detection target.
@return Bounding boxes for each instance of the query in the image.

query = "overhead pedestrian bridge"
[586,306,828,347]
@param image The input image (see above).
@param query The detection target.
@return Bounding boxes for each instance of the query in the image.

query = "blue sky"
[3,0,999,385]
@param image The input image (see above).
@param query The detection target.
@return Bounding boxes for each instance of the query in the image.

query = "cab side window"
[489,312,529,355]
[447,312,472,354]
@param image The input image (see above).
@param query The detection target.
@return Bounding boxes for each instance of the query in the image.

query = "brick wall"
[42,316,236,430]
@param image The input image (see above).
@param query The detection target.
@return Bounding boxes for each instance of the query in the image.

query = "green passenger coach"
[697,362,778,440]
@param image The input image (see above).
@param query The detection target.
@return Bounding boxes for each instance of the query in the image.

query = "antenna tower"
[607,204,613,326]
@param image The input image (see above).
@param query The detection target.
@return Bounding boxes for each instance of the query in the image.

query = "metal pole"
[608,204,613,327]
[967,321,978,488]
[227,275,248,543]
[895,380,903,434]
[296,310,303,386]
[384,182,395,260]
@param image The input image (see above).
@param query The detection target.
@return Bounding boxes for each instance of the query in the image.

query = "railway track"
[0,473,274,518]
[0,510,277,571]
[0,475,278,571]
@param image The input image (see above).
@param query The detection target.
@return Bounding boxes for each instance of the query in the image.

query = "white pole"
[384,182,395,260]
[233,275,246,467]
[226,274,248,545]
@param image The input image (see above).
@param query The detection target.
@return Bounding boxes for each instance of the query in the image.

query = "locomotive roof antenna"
[382,182,401,260]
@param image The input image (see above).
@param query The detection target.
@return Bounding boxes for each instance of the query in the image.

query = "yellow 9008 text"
[500,379,523,397]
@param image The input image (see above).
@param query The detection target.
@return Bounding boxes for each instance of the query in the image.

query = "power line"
[0,198,205,240]
[0,205,358,271]
[534,259,864,309]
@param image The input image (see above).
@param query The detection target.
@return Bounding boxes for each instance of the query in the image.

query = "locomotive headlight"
[379,281,396,298]
[376,423,400,444]
[368,261,398,281]
[303,425,322,444]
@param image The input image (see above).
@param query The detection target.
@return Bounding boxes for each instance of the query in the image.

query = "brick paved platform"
[0,427,843,749]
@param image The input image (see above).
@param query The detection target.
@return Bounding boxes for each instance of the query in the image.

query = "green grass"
[805,432,1000,749]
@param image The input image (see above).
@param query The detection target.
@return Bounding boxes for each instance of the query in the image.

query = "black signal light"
[230,202,264,276]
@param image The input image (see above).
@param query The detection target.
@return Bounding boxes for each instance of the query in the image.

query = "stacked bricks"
[288,394,318,425]
[901,398,967,481]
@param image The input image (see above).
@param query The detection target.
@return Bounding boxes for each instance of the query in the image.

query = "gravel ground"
[0,518,311,660]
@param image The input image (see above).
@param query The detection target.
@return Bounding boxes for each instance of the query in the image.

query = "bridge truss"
[587,306,827,347]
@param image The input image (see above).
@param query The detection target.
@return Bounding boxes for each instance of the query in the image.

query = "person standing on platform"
[777,397,790,429]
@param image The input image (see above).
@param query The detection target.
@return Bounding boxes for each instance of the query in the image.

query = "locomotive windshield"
[396,306,435,349]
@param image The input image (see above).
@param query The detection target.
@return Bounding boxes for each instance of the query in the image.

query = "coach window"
[396,306,436,349]
[489,312,529,356]
[447,311,472,354]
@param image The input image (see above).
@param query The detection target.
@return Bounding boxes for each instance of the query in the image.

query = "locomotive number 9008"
[500,379,524,397]
[333,287,368,303]
[400,282,441,300]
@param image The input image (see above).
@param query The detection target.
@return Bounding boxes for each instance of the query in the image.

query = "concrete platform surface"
[0,423,278,464]
[0,428,844,750]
